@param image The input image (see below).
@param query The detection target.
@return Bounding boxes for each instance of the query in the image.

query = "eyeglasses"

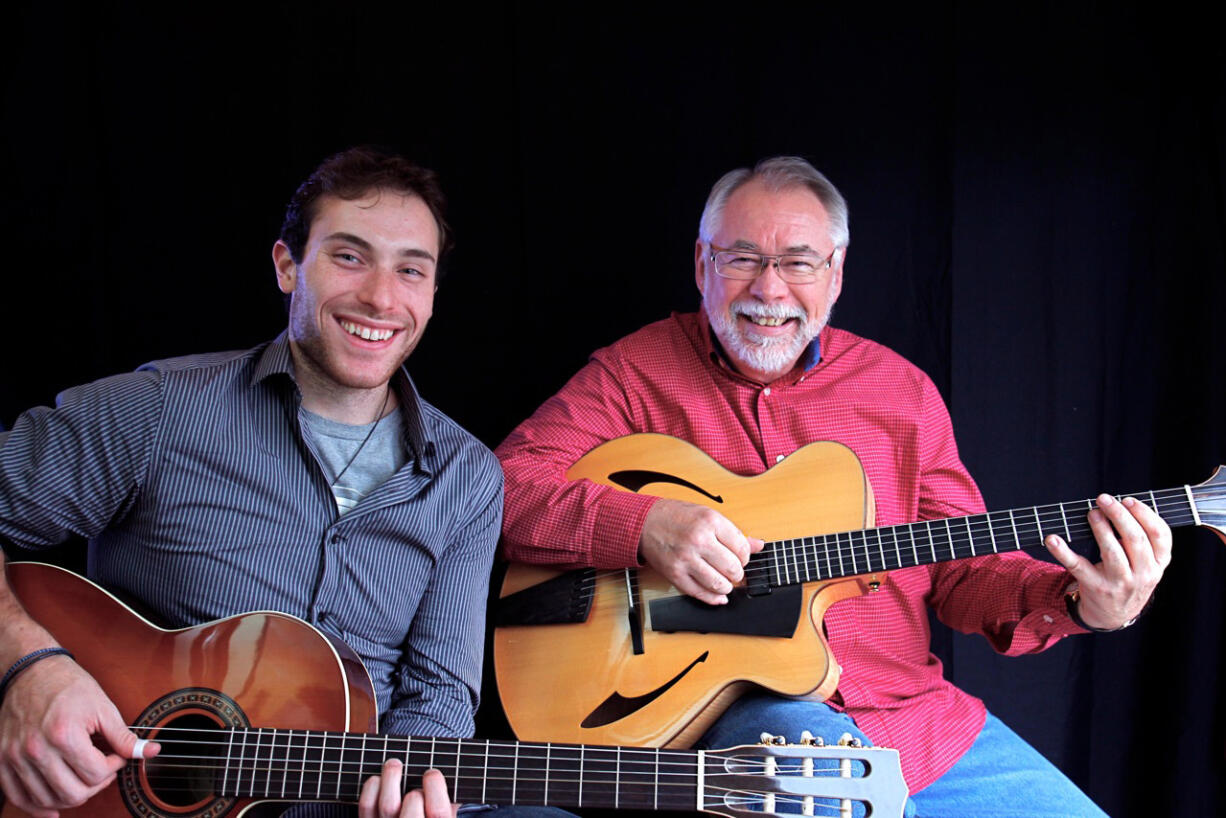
[708,244,837,283]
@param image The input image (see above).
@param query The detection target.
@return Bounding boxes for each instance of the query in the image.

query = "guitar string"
[552,486,1215,601]
[111,759,856,816]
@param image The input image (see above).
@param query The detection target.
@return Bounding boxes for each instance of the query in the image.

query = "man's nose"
[750,258,790,299]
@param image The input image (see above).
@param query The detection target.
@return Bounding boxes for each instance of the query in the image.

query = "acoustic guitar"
[1,561,907,818]
[494,433,1226,748]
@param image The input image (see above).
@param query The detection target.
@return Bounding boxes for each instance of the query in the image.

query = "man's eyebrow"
[321,232,436,263]
[321,232,374,251]
[397,247,437,263]
[727,239,819,254]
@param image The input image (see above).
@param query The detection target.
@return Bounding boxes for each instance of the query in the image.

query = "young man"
[497,157,1170,816]
[0,148,503,818]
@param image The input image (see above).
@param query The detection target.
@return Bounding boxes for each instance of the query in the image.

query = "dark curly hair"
[279,146,452,267]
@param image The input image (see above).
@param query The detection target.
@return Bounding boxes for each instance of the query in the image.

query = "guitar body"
[495,434,883,748]
[2,562,377,818]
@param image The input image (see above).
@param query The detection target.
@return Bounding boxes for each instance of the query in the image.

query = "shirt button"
[331,533,343,545]
[763,387,772,396]
[775,454,785,464]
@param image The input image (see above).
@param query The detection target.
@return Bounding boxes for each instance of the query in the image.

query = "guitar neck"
[753,484,1201,588]
[211,730,701,810]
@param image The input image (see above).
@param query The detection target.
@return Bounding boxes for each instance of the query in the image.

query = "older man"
[0,147,550,818]
[497,157,1169,816]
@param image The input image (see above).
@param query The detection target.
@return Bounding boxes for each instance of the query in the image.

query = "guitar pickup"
[649,584,802,637]
[494,568,596,626]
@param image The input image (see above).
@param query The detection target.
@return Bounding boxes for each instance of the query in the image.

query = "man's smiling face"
[273,189,438,407]
[696,179,843,383]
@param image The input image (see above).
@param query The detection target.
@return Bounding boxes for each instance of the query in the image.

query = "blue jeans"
[697,693,1107,818]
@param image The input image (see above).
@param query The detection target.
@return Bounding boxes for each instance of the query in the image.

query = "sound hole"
[144,712,223,807]
[122,687,246,818]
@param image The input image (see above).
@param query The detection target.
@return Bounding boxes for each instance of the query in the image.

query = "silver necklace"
[329,388,391,488]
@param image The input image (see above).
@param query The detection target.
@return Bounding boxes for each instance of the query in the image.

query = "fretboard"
[752,485,1200,589]
[213,730,701,810]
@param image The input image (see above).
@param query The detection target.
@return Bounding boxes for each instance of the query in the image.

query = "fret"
[335,732,348,801]
[235,727,252,797]
[221,726,237,797]
[965,516,976,557]
[482,739,490,806]
[578,744,585,808]
[800,536,817,581]
[834,532,846,577]
[280,729,293,799]
[1032,507,1043,545]
[1008,508,1020,549]
[619,744,659,810]
[510,741,548,806]
[657,748,698,812]
[876,528,888,570]
[892,525,903,570]
[309,730,326,800]
[772,541,782,585]
[1148,489,1159,514]
[654,747,660,810]
[582,744,617,810]
[512,740,520,804]
[615,745,621,809]
[1058,503,1072,542]
[943,518,955,560]
[848,530,859,574]
[908,523,919,567]
[355,733,369,802]
[258,728,274,798]
[986,511,999,553]
[787,537,799,584]
[925,520,937,563]
[453,737,463,802]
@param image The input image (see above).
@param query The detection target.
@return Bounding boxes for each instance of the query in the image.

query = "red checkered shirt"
[497,311,1081,791]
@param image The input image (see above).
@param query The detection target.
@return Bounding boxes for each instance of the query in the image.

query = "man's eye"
[728,255,761,269]
[784,259,818,274]
[334,252,361,264]
[400,267,429,279]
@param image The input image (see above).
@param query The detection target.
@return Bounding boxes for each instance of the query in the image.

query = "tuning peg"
[835,732,863,748]
[757,733,787,745]
[798,730,825,747]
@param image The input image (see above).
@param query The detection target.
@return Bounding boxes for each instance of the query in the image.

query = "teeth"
[341,321,394,341]
[746,315,788,327]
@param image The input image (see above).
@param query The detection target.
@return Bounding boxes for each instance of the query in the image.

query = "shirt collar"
[253,331,434,469]
[696,307,824,384]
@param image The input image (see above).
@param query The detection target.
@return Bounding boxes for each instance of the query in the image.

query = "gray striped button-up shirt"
[1,333,501,740]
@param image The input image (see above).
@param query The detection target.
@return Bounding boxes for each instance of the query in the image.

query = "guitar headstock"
[1190,466,1226,545]
[700,735,906,818]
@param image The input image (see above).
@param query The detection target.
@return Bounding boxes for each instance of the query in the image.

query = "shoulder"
[137,345,267,385]
[595,312,704,369]
[417,398,502,496]
[817,325,941,401]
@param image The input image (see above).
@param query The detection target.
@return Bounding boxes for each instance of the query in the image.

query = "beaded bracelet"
[0,647,74,703]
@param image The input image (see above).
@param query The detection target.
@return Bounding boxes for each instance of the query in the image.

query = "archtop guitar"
[494,433,1226,748]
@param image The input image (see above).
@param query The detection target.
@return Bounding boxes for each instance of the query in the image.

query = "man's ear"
[272,240,298,294]
[694,238,707,295]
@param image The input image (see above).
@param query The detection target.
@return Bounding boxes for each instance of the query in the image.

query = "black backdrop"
[3,4,1224,815]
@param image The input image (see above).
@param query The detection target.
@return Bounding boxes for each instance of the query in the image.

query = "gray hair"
[698,156,850,251]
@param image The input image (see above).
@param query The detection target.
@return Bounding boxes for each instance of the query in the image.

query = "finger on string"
[1122,496,1174,567]
[379,758,405,818]
[1044,534,1096,580]
[1085,503,1133,576]
[358,771,382,818]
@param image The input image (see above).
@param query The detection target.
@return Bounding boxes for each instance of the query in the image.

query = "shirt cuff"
[591,490,660,567]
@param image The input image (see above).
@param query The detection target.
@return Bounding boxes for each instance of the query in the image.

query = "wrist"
[0,647,74,704]
[1064,582,1150,633]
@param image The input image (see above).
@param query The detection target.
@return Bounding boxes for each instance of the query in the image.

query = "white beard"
[705,293,831,381]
